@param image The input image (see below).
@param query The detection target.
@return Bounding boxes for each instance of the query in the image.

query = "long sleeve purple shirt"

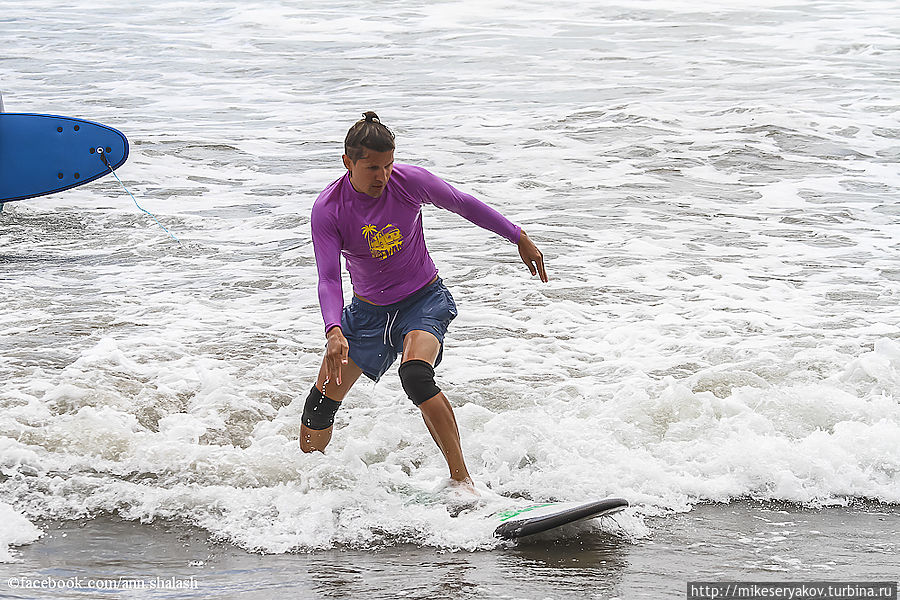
[311,163,521,332]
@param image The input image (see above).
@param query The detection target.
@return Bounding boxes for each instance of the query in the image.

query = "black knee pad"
[399,360,441,406]
[302,386,341,430]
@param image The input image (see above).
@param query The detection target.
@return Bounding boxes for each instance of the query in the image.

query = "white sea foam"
[1,0,898,553]
[0,500,42,563]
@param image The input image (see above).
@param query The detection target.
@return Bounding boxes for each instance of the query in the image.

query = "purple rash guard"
[311,163,521,332]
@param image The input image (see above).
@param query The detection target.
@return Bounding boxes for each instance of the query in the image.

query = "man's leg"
[299,356,363,453]
[401,330,472,485]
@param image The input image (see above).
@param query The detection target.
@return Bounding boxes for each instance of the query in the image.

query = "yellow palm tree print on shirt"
[362,224,404,260]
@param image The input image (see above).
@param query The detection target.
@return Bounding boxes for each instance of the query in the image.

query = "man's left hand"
[518,231,548,282]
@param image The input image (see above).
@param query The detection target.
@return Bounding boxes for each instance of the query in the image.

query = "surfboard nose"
[0,113,129,202]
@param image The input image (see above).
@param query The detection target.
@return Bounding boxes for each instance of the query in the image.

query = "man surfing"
[299,111,548,489]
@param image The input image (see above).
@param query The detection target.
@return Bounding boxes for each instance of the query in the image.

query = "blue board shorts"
[341,278,458,382]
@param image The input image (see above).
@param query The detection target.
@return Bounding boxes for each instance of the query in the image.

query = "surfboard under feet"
[492,497,629,540]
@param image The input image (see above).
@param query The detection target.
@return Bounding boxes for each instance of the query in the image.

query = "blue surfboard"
[0,113,129,203]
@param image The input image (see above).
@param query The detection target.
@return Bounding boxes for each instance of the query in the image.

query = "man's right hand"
[325,326,350,387]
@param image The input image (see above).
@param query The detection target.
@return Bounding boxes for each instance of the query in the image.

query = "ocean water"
[1,0,898,575]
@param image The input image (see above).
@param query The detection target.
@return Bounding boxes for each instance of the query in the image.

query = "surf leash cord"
[97,147,181,244]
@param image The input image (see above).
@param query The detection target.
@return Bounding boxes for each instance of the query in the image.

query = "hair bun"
[345,111,395,160]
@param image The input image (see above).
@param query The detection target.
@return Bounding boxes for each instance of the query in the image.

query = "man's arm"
[311,208,350,385]
[419,172,520,243]
[411,166,549,282]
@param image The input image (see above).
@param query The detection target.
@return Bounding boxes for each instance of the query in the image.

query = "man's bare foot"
[448,477,479,496]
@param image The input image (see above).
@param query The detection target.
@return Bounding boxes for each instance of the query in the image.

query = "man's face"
[343,149,394,198]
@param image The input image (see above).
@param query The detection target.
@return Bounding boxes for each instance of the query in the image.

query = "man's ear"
[342,154,353,171]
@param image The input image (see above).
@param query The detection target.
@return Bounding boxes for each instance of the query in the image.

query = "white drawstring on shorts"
[383,310,399,346]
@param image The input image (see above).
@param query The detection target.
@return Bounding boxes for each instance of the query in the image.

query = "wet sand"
[1,501,895,599]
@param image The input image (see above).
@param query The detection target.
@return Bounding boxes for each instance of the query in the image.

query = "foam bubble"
[0,502,42,563]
